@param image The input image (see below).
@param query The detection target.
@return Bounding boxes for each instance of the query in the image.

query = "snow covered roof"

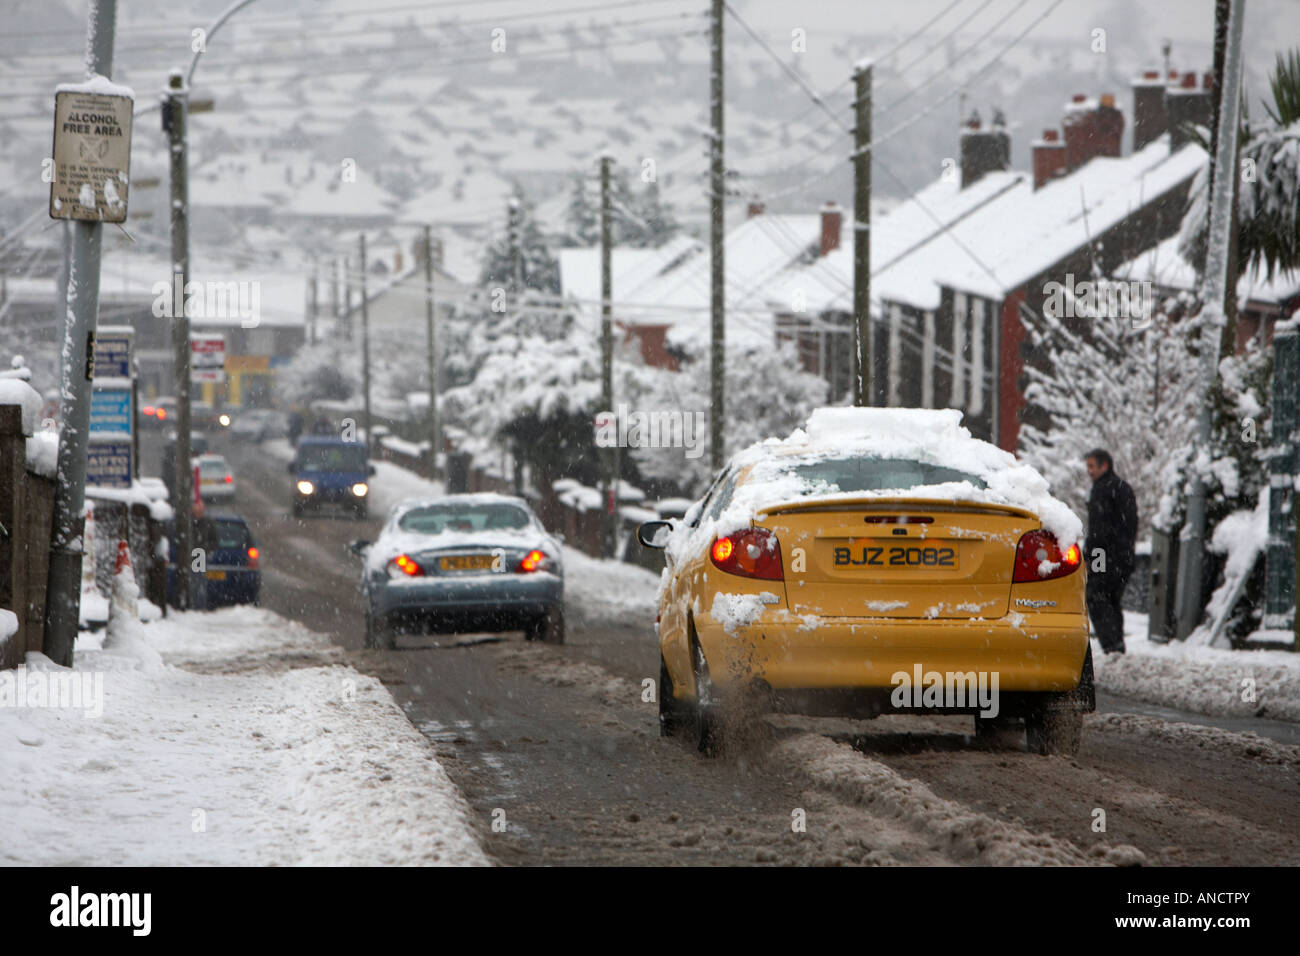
[873,135,1207,310]
[766,170,1026,315]
[558,235,703,315]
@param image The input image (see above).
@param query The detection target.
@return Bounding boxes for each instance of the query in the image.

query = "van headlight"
[351,483,369,497]
[296,480,315,495]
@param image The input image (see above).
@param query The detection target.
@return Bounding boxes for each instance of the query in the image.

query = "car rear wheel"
[526,604,565,644]
[1025,696,1082,756]
[690,635,722,756]
[658,654,687,737]
[364,605,396,650]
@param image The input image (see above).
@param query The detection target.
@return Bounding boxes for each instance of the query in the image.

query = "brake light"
[518,549,547,573]
[224,474,233,483]
[709,527,783,580]
[1012,530,1081,583]
[247,546,259,569]
[143,405,155,416]
[390,554,422,577]
[156,408,167,420]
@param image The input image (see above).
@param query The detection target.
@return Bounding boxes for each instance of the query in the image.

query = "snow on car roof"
[711,407,1082,547]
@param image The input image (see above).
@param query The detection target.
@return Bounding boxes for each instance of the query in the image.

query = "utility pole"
[359,233,372,457]
[329,256,339,337]
[308,266,318,346]
[853,63,873,407]
[508,197,523,295]
[164,69,196,612]
[422,225,440,476]
[709,0,725,469]
[1174,0,1246,640]
[599,155,616,558]
[44,0,118,665]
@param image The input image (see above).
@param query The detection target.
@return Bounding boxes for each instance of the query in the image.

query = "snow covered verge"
[0,606,488,865]
[1091,612,1300,723]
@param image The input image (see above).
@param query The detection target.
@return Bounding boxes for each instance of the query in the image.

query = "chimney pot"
[1100,93,1116,108]
[1043,129,1058,141]
[1072,93,1087,103]
[1181,72,1197,89]
[747,196,765,218]
[819,202,842,257]
[1203,71,1214,89]
[1143,69,1160,80]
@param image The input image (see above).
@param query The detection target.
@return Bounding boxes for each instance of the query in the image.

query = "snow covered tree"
[563,172,599,247]
[478,187,561,295]
[633,179,680,247]
[1019,290,1202,542]
[1180,48,1300,284]
[621,341,829,496]
[275,341,359,408]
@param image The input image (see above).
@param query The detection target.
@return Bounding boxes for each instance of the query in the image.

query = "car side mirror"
[637,519,674,550]
[347,539,370,556]
[368,464,376,477]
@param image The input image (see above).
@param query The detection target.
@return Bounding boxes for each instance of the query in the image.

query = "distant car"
[290,437,373,518]
[197,453,236,500]
[230,408,288,443]
[165,513,260,607]
[353,493,564,649]
[140,397,176,430]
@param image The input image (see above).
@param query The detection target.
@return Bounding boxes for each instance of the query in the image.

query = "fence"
[0,404,57,669]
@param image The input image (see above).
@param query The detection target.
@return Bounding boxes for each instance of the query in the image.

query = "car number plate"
[440,554,494,571]
[206,570,227,580]
[831,542,958,570]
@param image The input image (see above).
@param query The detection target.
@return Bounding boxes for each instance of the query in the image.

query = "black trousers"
[1086,569,1130,653]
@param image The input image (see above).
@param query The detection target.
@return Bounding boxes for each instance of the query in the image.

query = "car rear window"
[297,444,367,472]
[777,457,986,494]
[199,459,227,476]
[398,503,532,534]
[207,520,251,550]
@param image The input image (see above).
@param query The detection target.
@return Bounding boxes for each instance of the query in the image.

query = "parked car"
[140,396,176,429]
[164,512,261,607]
[196,453,236,501]
[638,407,1093,757]
[290,436,373,518]
[352,493,564,649]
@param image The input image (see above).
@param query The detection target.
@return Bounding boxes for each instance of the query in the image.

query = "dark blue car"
[165,513,261,608]
[290,437,375,519]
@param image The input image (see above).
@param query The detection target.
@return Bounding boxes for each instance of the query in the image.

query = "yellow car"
[638,408,1093,756]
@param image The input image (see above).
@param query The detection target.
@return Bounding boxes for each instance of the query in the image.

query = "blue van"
[165,512,261,607]
[290,437,374,519]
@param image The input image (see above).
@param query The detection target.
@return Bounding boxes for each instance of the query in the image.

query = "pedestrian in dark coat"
[1084,448,1138,654]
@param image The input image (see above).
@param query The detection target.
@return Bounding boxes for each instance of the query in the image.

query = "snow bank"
[0,379,42,435]
[0,607,488,865]
[1095,612,1300,723]
[26,430,58,478]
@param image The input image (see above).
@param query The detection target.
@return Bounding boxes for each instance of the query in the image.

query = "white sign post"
[191,333,226,384]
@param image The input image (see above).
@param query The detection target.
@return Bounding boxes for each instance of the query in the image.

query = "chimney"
[820,201,842,256]
[959,107,1011,189]
[1062,93,1124,172]
[1132,68,1168,151]
[1032,129,1067,189]
[747,195,766,218]
[1165,69,1213,150]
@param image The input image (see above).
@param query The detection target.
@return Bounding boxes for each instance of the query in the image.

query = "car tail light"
[388,553,423,578]
[224,475,233,483]
[517,549,555,573]
[710,527,783,580]
[247,546,259,569]
[143,405,155,417]
[156,408,166,420]
[1012,530,1081,583]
